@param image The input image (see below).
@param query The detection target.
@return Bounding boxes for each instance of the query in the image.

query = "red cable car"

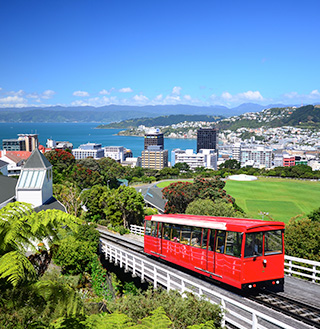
[144,214,285,290]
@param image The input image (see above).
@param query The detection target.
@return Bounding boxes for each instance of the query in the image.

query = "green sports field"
[225,177,320,223]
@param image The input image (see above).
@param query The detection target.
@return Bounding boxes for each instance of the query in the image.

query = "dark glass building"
[197,128,218,153]
[144,130,164,150]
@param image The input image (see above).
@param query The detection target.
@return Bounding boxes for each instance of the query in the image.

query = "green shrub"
[107,288,223,329]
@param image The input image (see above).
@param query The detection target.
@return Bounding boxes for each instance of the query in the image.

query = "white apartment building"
[103,146,125,162]
[239,145,272,168]
[72,143,104,160]
[171,149,217,170]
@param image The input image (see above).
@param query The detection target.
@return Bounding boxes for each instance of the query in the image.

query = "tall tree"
[104,186,145,228]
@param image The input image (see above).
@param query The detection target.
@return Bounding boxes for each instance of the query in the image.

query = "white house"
[16,148,53,208]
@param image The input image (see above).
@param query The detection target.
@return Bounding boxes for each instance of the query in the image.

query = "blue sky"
[1,0,320,108]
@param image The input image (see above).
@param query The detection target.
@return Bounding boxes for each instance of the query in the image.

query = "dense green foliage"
[285,216,320,261]
[104,186,145,228]
[107,288,223,329]
[186,198,244,218]
[162,177,238,214]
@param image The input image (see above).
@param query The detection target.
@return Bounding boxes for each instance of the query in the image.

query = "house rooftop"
[24,148,52,169]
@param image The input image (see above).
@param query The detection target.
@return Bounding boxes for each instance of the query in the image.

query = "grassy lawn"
[225,177,320,223]
[156,179,193,188]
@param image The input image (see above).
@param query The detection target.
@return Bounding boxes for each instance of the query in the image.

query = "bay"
[0,122,196,161]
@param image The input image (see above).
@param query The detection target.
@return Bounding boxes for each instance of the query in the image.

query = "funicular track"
[99,229,320,328]
[248,291,320,328]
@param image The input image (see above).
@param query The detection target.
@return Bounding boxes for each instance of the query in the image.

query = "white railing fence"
[284,255,320,283]
[130,224,144,236]
[101,240,296,329]
[130,225,320,284]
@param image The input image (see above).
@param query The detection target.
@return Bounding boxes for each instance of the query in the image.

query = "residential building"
[197,127,218,153]
[121,157,142,168]
[0,151,32,176]
[103,146,125,162]
[72,143,104,159]
[46,139,73,150]
[144,129,164,150]
[16,148,53,207]
[283,154,295,167]
[172,148,217,170]
[141,146,168,170]
[240,145,272,168]
[18,134,39,152]
[2,138,26,151]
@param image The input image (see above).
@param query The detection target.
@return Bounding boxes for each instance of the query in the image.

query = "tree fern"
[132,307,172,329]
[0,202,81,286]
[0,250,37,286]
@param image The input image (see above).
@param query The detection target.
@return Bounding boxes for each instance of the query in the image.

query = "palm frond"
[0,250,37,286]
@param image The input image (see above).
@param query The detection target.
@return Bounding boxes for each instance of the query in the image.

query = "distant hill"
[0,103,282,123]
[97,114,224,129]
[218,105,320,130]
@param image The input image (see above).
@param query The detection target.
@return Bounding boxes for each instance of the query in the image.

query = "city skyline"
[1,0,320,109]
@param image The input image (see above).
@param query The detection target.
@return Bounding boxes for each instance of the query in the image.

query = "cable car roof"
[147,214,285,232]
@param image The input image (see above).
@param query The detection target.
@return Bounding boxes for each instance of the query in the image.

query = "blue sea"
[0,122,196,161]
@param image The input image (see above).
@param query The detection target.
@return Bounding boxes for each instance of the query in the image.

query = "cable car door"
[207,229,216,276]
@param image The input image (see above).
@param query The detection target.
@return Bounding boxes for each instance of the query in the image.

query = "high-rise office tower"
[196,128,217,153]
[144,129,164,150]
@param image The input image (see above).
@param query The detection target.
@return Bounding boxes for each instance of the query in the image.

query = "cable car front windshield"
[244,230,283,257]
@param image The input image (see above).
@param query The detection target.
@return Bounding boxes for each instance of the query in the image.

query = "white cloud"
[184,95,192,101]
[154,94,163,101]
[239,90,264,101]
[133,95,149,103]
[221,92,233,100]
[119,87,133,93]
[0,95,28,107]
[73,90,90,97]
[310,89,320,97]
[282,90,320,101]
[220,90,264,103]
[42,90,56,99]
[172,86,182,95]
[99,89,110,95]
[283,91,299,99]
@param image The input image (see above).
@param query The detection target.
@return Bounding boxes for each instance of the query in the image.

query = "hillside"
[0,103,281,123]
[217,105,320,130]
[97,114,224,129]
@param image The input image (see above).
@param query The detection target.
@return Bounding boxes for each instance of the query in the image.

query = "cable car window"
[163,223,171,240]
[171,224,181,243]
[265,230,283,255]
[244,232,263,257]
[158,223,162,239]
[202,228,209,249]
[216,230,226,253]
[191,227,202,248]
[209,229,216,251]
[180,226,191,245]
[145,221,152,236]
[151,222,158,237]
[225,231,242,257]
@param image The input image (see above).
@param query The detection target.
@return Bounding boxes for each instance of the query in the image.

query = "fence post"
[154,267,157,289]
[252,313,258,329]
[312,265,316,283]
[221,298,226,328]
[167,272,170,291]
[288,259,292,276]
